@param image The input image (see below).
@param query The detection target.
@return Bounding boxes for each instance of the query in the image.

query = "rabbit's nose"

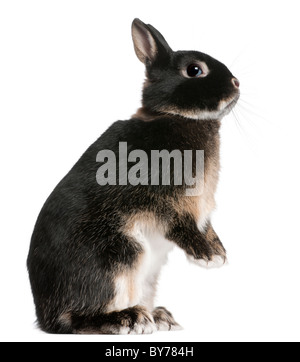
[232,78,240,89]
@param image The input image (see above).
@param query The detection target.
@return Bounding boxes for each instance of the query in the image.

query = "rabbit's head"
[132,18,239,120]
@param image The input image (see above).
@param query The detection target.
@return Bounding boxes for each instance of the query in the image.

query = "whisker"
[235,68,255,77]
[229,108,261,155]
[230,50,245,69]
[234,106,256,130]
[231,108,247,138]
[229,44,256,70]
[236,99,272,126]
[227,47,274,153]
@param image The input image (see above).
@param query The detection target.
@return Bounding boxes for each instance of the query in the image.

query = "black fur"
[143,50,236,114]
[27,19,239,334]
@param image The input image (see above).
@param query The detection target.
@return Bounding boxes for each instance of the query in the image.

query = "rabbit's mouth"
[157,92,239,121]
[218,93,240,117]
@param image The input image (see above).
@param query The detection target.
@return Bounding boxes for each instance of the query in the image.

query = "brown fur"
[132,107,169,122]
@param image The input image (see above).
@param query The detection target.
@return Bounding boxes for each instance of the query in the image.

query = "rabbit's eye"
[187,64,203,77]
[182,62,209,79]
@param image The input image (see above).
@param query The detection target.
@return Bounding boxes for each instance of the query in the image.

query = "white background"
[1,0,299,342]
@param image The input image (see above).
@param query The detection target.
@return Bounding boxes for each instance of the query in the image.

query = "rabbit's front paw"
[186,239,227,269]
[152,307,182,331]
[187,254,227,269]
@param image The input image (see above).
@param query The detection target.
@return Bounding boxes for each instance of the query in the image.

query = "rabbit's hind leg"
[69,306,157,335]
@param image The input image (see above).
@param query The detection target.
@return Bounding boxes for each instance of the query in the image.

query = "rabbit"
[27,18,240,334]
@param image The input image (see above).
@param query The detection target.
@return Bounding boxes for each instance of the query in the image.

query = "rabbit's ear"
[132,19,172,65]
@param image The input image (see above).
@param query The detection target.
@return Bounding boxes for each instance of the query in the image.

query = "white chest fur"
[107,220,174,313]
[130,221,174,309]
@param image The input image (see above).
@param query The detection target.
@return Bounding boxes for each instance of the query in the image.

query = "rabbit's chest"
[130,221,175,307]
[107,217,174,313]
[170,153,220,230]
